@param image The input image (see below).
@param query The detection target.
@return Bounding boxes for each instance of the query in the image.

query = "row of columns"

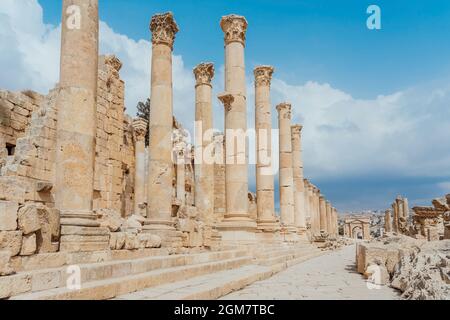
[55,2,339,251]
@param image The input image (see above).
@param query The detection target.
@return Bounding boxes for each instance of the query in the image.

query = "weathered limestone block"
[20,233,37,256]
[0,231,22,256]
[0,250,14,276]
[17,204,41,235]
[0,201,18,231]
[138,233,162,248]
[109,232,127,250]
[97,209,124,232]
[124,233,140,250]
[122,215,144,233]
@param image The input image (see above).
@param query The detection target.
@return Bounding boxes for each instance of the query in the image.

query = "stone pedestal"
[56,0,109,252]
[133,118,148,216]
[254,66,279,233]
[144,12,182,247]
[217,15,257,241]
[277,103,297,239]
[291,125,307,238]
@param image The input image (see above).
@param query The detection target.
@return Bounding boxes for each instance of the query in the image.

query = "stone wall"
[93,56,135,217]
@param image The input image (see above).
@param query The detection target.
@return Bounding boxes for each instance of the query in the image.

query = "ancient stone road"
[221,245,401,300]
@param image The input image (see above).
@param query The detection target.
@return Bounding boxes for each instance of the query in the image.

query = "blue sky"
[2,0,450,212]
[37,0,450,98]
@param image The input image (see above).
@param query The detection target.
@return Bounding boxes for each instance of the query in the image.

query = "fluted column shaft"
[319,196,328,233]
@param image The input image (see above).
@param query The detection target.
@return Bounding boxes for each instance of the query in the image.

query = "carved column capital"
[291,124,303,136]
[132,118,148,142]
[193,62,215,87]
[220,14,248,46]
[254,66,274,87]
[276,102,292,119]
[218,93,235,112]
[150,12,179,50]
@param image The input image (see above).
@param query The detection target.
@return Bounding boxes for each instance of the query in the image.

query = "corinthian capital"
[254,66,274,87]
[218,93,235,112]
[133,118,148,142]
[220,14,248,46]
[291,124,303,136]
[276,102,292,119]
[150,12,179,50]
[193,63,215,87]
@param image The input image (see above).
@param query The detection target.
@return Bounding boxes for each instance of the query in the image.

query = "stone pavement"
[221,245,401,300]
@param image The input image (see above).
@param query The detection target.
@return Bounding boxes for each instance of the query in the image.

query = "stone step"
[114,251,325,300]
[256,248,319,266]
[1,249,248,299]
[10,256,252,300]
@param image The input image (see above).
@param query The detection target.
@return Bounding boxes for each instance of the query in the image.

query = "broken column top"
[218,93,235,111]
[220,14,248,46]
[150,12,179,49]
[193,62,215,87]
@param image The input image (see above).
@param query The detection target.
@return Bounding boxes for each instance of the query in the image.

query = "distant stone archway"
[344,216,371,240]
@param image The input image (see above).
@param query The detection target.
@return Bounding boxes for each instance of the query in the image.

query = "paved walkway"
[222,245,401,300]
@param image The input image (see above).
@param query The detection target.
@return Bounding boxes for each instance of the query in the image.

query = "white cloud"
[1,0,450,195]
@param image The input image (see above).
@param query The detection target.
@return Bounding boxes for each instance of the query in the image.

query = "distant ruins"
[0,1,340,300]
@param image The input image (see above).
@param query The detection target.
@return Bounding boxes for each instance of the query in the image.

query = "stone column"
[193,63,215,224]
[384,209,392,233]
[56,0,109,252]
[333,207,338,237]
[254,66,278,232]
[326,201,333,236]
[176,148,185,205]
[303,179,311,227]
[319,196,328,233]
[133,118,148,216]
[402,197,409,220]
[218,15,256,240]
[392,202,399,233]
[277,103,296,234]
[291,125,307,235]
[144,12,181,246]
[314,187,321,236]
[396,196,404,220]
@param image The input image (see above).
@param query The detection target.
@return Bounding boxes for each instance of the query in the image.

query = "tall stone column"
[311,186,321,236]
[218,15,256,240]
[291,125,306,235]
[326,201,333,236]
[303,179,311,227]
[133,118,148,216]
[396,196,404,220]
[194,63,215,225]
[56,0,109,252]
[254,66,278,232]
[144,12,181,246]
[319,196,328,233]
[392,202,399,233]
[332,207,338,237]
[277,103,296,235]
[402,197,409,220]
[384,209,392,233]
[176,148,185,205]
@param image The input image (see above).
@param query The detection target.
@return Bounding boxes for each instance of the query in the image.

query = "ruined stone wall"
[93,56,135,217]
[0,90,42,152]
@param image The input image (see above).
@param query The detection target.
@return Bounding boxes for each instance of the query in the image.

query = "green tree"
[136,98,150,146]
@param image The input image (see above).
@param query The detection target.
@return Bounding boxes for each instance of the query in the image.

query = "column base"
[59,210,110,252]
[217,215,257,243]
[257,218,280,233]
[143,219,183,248]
